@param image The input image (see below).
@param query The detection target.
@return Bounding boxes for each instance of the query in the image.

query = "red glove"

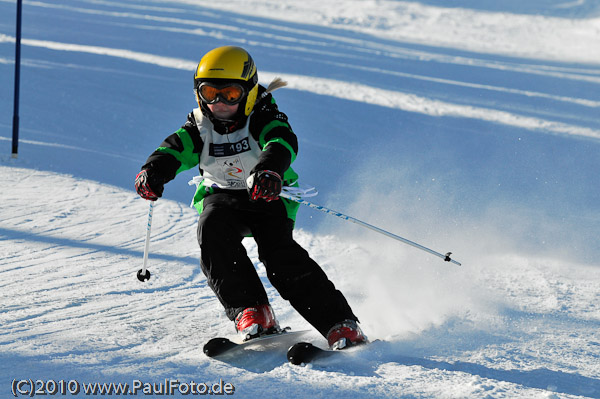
[135,170,162,201]
[247,170,282,202]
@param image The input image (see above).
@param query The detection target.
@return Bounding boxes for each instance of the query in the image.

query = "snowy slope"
[1,0,600,398]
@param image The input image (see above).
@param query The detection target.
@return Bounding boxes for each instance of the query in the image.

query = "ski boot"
[326,319,368,350]
[235,304,280,341]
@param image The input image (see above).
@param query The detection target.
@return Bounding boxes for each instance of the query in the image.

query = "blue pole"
[12,0,23,158]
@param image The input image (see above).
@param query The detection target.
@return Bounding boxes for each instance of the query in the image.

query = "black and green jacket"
[142,85,301,221]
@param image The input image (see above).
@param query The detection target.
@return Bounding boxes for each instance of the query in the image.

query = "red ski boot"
[235,304,279,341]
[326,320,368,350]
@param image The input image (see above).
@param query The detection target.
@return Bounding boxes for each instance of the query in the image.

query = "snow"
[1,0,599,398]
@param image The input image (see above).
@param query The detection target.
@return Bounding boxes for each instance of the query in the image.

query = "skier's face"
[207,102,239,121]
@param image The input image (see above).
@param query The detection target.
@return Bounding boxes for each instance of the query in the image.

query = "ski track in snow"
[1,0,600,397]
[1,33,598,141]
[1,0,599,141]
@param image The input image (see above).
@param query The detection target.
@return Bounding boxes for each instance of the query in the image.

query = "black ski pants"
[197,191,358,337]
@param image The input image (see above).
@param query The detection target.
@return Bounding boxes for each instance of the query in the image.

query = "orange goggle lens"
[198,83,245,105]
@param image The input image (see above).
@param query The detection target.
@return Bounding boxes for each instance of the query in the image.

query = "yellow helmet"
[194,46,259,116]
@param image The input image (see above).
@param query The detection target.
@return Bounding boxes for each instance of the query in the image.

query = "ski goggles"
[197,82,246,105]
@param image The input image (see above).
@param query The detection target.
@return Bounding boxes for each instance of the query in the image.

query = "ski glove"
[247,170,282,202]
[135,169,163,201]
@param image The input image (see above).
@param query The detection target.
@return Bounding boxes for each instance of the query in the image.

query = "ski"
[203,337,239,357]
[203,329,310,359]
[286,341,338,365]
[287,340,374,365]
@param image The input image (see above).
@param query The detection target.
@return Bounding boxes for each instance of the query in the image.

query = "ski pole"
[280,191,461,266]
[137,200,154,281]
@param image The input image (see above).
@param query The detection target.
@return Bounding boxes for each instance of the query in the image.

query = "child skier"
[135,46,366,350]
